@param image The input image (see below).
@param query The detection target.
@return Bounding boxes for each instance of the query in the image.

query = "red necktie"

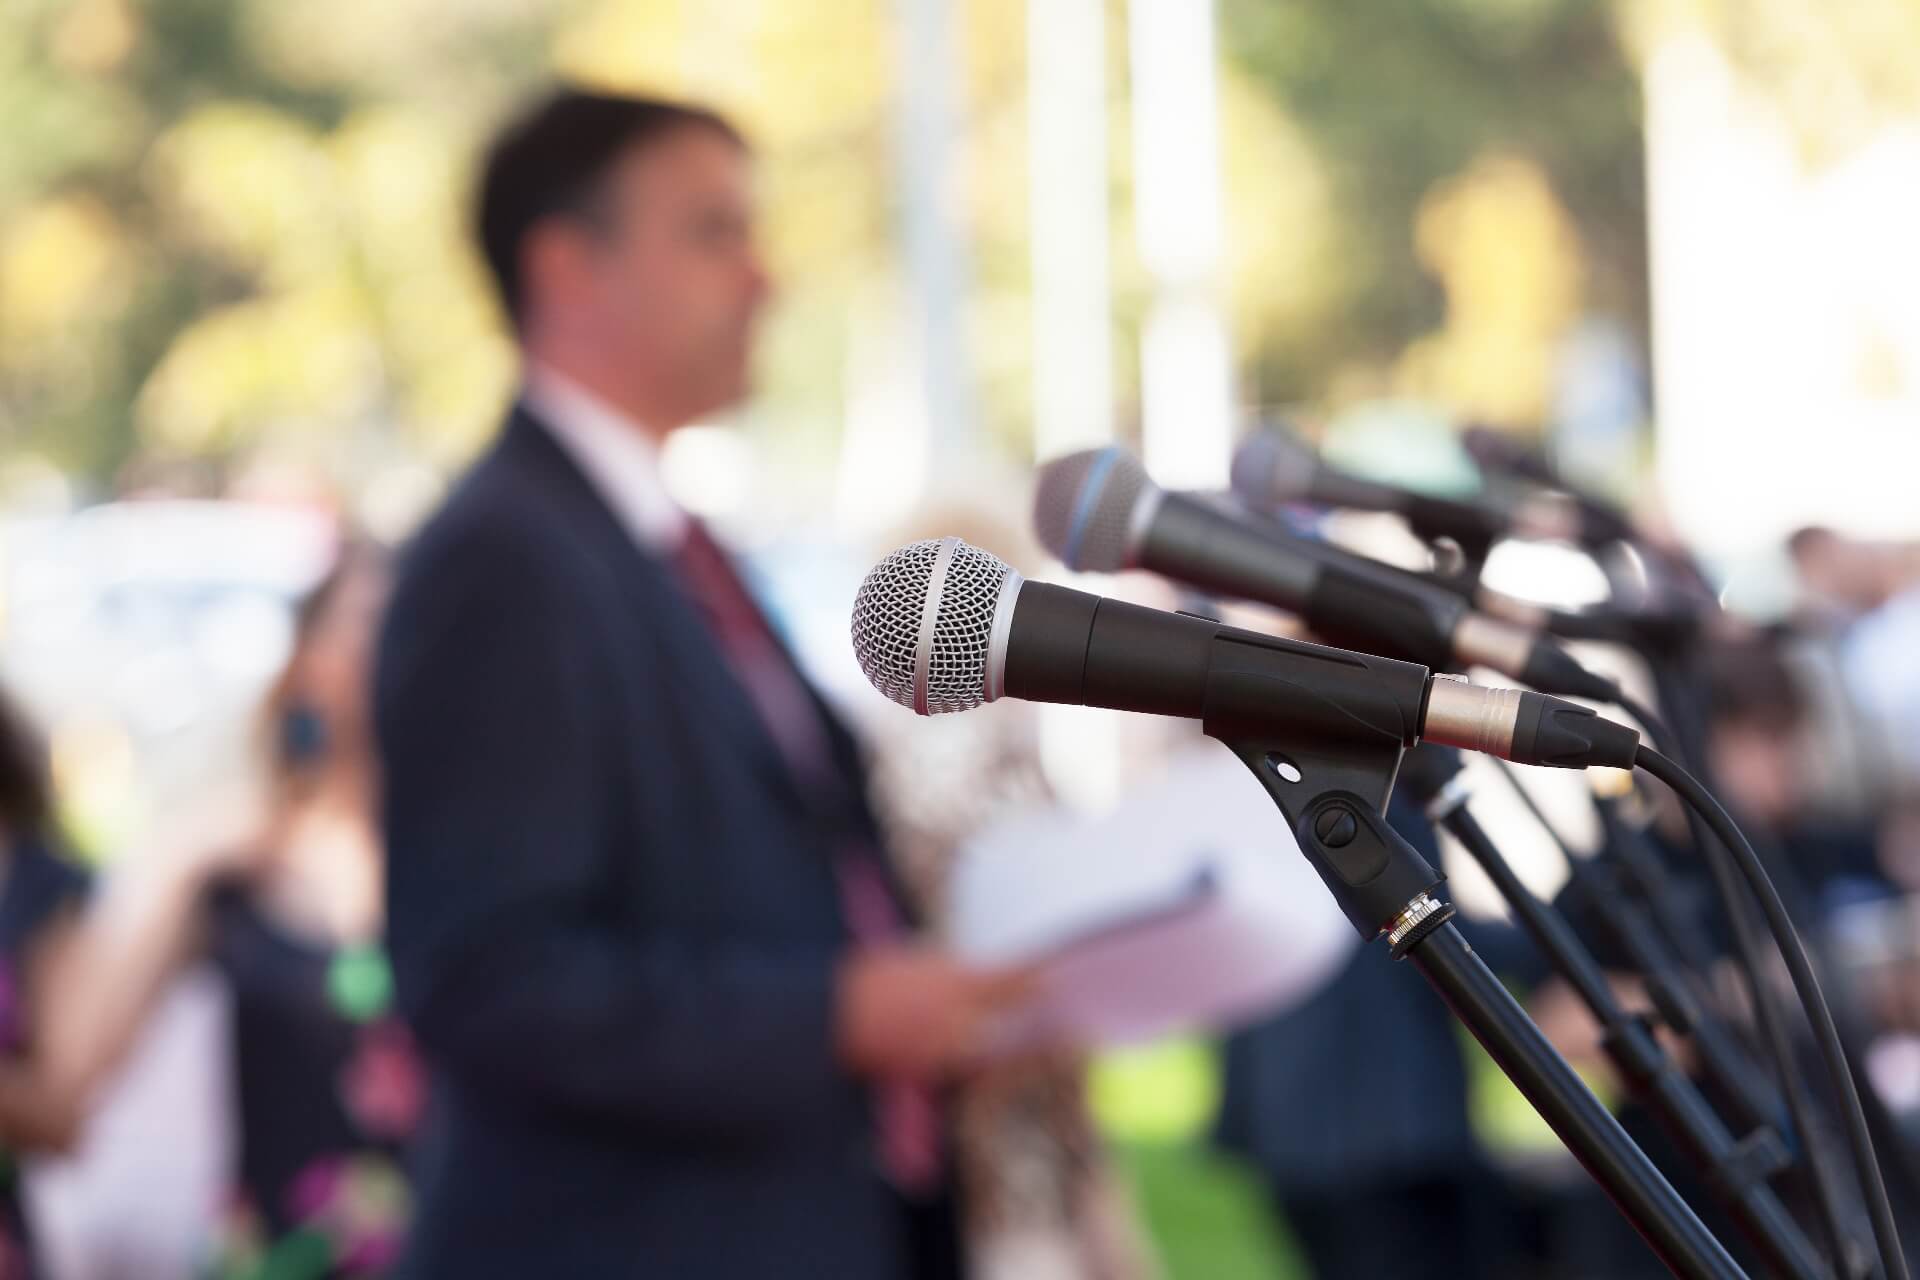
[670,521,943,1194]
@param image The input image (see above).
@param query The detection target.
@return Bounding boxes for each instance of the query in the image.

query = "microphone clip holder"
[1210,728,1448,945]
[1199,656,1441,943]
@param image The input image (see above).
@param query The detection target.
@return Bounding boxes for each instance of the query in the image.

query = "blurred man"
[376,90,1018,1278]
[1791,527,1920,791]
[1706,634,1889,906]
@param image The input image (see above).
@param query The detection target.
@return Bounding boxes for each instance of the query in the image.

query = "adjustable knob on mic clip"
[1313,806,1360,848]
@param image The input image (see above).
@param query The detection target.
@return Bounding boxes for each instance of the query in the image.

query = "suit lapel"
[499,408,824,824]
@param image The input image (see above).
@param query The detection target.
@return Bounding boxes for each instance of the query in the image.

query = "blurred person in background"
[1790,527,1920,790]
[0,686,92,1278]
[21,543,417,1279]
[861,503,1154,1280]
[1704,632,1892,910]
[376,88,1026,1279]
[1788,527,1920,626]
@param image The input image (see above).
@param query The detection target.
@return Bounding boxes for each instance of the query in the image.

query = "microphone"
[849,537,1640,772]
[1459,426,1637,548]
[1032,447,1618,704]
[1232,424,1603,550]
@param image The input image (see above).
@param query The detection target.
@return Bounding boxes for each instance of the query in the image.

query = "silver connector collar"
[1422,675,1522,761]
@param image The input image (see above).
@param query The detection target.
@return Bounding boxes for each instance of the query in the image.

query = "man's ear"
[520,217,597,321]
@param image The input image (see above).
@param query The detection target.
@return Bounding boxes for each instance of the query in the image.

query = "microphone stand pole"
[1399,747,1829,1279]
[1209,719,1745,1280]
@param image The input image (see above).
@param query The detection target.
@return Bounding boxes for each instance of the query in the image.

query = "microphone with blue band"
[1031,446,1621,705]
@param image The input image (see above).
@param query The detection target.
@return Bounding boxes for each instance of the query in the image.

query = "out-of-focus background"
[4,1,1920,1276]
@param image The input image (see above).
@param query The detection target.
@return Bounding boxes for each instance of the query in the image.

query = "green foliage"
[1220,0,1646,408]
[1114,1142,1306,1280]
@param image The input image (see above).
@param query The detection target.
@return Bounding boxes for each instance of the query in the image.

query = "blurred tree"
[7,0,1902,506]
[0,0,552,496]
[1400,150,1586,426]
[1219,0,1647,422]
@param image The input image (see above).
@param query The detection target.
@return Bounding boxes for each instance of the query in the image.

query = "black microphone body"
[850,536,1640,777]
[1137,481,1619,703]
[1003,578,1429,749]
[1235,432,1718,657]
[996,577,1638,774]
[1460,426,1639,548]
[1234,426,1601,552]
[1144,491,1469,674]
[1032,447,1617,703]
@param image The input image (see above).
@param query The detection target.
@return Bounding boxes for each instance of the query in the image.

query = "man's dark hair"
[1786,525,1838,564]
[0,683,51,836]
[476,88,744,328]
[1707,634,1807,735]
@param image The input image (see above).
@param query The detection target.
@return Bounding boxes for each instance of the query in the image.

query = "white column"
[893,0,977,475]
[1028,0,1115,460]
[1645,30,1920,565]
[1129,0,1234,490]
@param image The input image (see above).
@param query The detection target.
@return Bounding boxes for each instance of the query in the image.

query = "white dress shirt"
[520,363,688,554]
[521,361,842,792]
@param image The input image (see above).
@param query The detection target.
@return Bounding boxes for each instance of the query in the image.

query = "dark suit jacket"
[376,407,918,1277]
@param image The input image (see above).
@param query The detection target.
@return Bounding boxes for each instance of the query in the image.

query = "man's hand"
[834,947,1038,1083]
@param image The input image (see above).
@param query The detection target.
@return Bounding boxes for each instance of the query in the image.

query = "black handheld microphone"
[1232,424,1609,551]
[849,537,1639,773]
[1459,426,1638,548]
[1032,447,1618,704]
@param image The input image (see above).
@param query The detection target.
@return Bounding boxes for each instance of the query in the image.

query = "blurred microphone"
[1459,427,1637,548]
[1232,423,1609,550]
[849,537,1640,772]
[1031,447,1619,704]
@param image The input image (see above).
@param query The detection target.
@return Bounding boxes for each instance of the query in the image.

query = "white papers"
[950,741,1355,1047]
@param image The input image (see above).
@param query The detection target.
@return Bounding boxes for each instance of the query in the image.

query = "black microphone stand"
[1446,529,1874,1272]
[1205,709,1745,1279]
[1567,785,1787,1138]
[1398,746,1829,1279]
[1489,754,1877,1276]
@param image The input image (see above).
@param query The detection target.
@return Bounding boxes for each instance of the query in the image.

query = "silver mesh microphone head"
[1231,426,1321,509]
[851,537,1024,716]
[1031,447,1158,572]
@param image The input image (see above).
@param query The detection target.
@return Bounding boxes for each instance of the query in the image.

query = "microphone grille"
[1031,447,1152,572]
[1231,426,1320,508]
[851,537,1018,715]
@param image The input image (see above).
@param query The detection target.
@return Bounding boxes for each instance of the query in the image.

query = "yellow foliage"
[1627,0,1920,160]
[399,329,520,460]
[551,0,693,99]
[136,287,381,452]
[145,102,336,279]
[0,194,128,347]
[50,0,139,75]
[1401,151,1584,427]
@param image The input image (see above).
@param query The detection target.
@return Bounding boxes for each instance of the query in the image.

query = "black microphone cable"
[1636,745,1908,1280]
[1598,689,1860,1273]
